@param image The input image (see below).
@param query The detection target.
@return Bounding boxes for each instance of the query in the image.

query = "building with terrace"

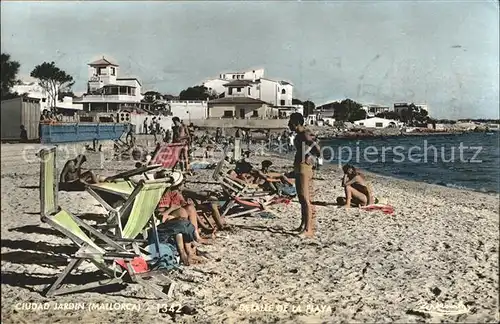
[74,57,152,113]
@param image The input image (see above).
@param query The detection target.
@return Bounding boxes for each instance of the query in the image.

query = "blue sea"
[319,132,500,193]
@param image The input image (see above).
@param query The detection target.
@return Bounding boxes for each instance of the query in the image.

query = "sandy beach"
[1,143,498,323]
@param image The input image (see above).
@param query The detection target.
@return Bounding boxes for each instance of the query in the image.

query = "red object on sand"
[150,143,186,169]
[361,204,395,214]
[115,257,149,274]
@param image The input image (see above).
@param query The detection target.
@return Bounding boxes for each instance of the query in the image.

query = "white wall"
[220,68,264,81]
[258,79,279,106]
[354,117,399,128]
[12,83,49,111]
[203,79,228,95]
[169,100,207,121]
[279,83,293,106]
[126,113,173,134]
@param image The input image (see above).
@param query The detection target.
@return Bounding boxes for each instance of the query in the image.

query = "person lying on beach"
[227,160,294,189]
[60,155,100,188]
[181,189,230,231]
[155,218,203,266]
[156,171,213,245]
[340,164,374,208]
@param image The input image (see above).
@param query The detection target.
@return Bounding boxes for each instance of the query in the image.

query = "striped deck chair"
[150,143,186,171]
[85,164,163,217]
[209,151,282,218]
[38,148,172,299]
[87,177,173,239]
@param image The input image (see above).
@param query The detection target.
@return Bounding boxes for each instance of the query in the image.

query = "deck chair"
[38,147,172,299]
[210,154,282,217]
[85,164,164,214]
[150,143,186,171]
[87,177,173,238]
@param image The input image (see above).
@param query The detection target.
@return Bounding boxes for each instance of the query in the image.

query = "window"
[223,110,233,117]
[42,98,46,102]
[237,87,242,92]
[110,67,116,76]
[229,88,233,95]
[248,88,251,95]
[280,100,285,105]
[252,111,259,117]
[359,122,364,126]
[281,89,286,94]
[375,122,383,127]
[232,75,235,79]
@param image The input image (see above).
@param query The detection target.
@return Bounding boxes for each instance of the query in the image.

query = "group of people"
[40,109,63,124]
[287,112,374,237]
[58,111,375,245]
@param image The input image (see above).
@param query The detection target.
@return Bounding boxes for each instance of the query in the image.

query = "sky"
[1,1,498,119]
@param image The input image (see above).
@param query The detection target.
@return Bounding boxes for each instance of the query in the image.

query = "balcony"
[76,94,141,103]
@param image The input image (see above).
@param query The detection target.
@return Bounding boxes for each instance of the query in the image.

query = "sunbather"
[340,164,374,208]
[156,218,202,266]
[60,155,101,188]
[181,189,230,231]
[156,171,213,245]
[227,160,294,189]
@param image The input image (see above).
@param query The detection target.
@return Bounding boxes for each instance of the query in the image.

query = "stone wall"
[190,118,288,129]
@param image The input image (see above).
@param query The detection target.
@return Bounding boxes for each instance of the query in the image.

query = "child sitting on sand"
[339,164,374,208]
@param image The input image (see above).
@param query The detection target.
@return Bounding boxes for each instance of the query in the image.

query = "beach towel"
[189,161,215,170]
[361,204,394,214]
[115,256,149,274]
[275,183,297,197]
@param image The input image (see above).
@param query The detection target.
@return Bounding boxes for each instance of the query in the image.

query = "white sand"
[1,143,498,323]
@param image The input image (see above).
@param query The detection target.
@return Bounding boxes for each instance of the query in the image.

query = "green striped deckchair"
[38,148,174,299]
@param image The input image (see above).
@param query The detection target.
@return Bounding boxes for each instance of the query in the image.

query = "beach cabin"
[1,96,41,141]
[353,117,400,128]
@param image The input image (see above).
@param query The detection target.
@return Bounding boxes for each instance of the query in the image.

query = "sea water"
[319,132,499,193]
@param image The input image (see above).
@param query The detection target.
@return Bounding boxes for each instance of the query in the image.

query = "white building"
[168,100,208,121]
[203,68,293,107]
[75,57,152,113]
[354,117,401,128]
[12,80,82,112]
[393,102,429,116]
[362,104,390,117]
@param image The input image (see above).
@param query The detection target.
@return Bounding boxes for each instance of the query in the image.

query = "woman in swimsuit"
[340,164,374,208]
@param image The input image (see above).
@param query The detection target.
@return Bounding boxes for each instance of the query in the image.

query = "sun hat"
[170,171,184,187]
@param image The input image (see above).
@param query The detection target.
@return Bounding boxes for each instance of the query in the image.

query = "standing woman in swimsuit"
[288,113,321,238]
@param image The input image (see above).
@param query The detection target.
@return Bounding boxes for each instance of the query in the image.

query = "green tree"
[317,98,365,122]
[179,85,217,101]
[31,61,74,111]
[376,111,401,120]
[1,53,20,100]
[58,91,75,101]
[292,98,303,105]
[142,91,163,103]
